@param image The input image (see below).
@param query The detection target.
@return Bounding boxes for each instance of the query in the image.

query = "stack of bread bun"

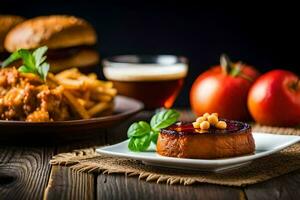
[0,15,25,60]
[1,15,99,73]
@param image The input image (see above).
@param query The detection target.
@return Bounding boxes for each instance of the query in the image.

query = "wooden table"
[0,111,300,200]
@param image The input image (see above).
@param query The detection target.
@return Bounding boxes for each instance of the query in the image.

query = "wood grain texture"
[55,129,107,153]
[0,146,53,200]
[44,130,106,200]
[44,166,95,200]
[2,110,300,200]
[97,174,243,200]
[245,169,300,200]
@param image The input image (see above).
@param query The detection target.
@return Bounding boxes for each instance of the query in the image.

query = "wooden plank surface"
[0,146,54,200]
[44,166,95,200]
[97,174,244,200]
[1,110,300,200]
[245,169,300,200]
[44,129,106,200]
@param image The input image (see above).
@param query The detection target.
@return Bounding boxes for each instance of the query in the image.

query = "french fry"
[48,68,116,119]
[81,79,113,89]
[77,99,85,106]
[47,73,63,88]
[35,85,48,91]
[77,98,95,109]
[85,101,96,109]
[91,94,112,102]
[55,68,80,79]
[95,80,112,86]
[88,102,112,117]
[83,90,90,100]
[47,73,58,82]
[97,95,113,102]
[96,87,117,96]
[56,78,84,90]
[98,81,113,88]
[68,90,83,98]
[63,91,90,119]
[88,73,97,80]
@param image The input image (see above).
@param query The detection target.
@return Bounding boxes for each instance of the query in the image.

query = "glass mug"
[103,55,188,109]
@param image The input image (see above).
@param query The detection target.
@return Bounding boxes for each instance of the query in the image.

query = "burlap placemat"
[50,125,300,186]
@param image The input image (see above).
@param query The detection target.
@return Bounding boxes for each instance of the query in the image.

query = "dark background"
[1,1,299,107]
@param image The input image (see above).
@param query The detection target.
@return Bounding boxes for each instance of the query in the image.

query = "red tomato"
[248,70,300,126]
[190,55,260,121]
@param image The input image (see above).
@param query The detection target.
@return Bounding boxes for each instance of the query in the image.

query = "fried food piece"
[26,110,50,122]
[0,67,116,121]
[0,68,70,122]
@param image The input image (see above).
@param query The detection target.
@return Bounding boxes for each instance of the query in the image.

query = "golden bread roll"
[4,15,97,52]
[48,49,100,72]
[0,15,25,52]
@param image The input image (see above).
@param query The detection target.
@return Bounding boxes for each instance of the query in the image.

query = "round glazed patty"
[157,119,255,159]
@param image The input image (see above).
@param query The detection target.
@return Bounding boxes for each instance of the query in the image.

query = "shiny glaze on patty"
[161,119,250,136]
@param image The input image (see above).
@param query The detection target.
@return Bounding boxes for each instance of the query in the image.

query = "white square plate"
[96,133,300,172]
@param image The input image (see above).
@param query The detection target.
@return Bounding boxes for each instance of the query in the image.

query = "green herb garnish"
[127,109,180,152]
[1,46,50,81]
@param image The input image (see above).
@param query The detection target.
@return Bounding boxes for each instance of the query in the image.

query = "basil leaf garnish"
[127,121,151,138]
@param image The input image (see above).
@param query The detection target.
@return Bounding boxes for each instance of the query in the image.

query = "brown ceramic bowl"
[0,95,143,139]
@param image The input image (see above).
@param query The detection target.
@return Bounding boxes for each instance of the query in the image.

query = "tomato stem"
[287,77,300,92]
[220,54,253,82]
[292,78,300,91]
[220,54,233,75]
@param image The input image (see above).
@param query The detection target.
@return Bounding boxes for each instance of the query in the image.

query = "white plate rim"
[96,132,300,167]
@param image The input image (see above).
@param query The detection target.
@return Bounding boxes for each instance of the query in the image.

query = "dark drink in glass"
[103,55,188,109]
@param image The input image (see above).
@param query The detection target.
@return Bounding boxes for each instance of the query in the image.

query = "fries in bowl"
[49,69,116,119]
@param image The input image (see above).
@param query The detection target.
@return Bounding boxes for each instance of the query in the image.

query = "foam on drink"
[103,63,188,81]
